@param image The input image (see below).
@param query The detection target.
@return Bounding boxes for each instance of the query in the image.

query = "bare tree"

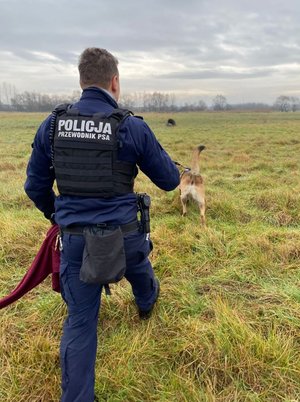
[212,94,227,111]
[170,93,177,111]
[274,95,291,112]
[290,96,300,112]
[119,93,136,110]
[197,100,207,111]
[0,82,17,105]
[274,95,299,112]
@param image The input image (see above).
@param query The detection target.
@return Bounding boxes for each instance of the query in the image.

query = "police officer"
[24,47,180,402]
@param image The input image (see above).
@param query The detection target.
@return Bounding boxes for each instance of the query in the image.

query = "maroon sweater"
[0,225,60,309]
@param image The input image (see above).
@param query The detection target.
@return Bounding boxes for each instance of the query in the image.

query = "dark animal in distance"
[166,118,176,126]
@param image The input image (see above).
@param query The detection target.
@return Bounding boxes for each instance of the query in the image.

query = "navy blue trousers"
[59,229,157,402]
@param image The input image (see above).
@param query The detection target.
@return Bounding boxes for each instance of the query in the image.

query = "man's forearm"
[24,180,56,219]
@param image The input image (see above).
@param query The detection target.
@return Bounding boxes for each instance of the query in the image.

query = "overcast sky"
[0,0,299,104]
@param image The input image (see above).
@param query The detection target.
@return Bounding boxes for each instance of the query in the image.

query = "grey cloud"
[0,0,300,102]
[158,68,274,80]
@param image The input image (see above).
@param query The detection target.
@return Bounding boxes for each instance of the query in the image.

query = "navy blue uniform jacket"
[24,87,180,226]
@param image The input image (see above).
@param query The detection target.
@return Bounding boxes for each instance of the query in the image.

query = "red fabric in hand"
[0,224,60,309]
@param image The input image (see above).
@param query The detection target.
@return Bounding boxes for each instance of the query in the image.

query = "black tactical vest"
[51,104,137,197]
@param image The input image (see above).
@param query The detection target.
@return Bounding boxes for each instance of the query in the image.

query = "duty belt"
[61,220,140,236]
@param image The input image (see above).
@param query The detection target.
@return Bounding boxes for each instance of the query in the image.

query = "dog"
[167,118,176,126]
[179,145,206,225]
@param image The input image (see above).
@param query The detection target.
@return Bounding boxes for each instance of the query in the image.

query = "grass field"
[0,111,300,402]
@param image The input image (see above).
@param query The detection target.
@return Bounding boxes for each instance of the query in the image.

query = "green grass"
[1,111,300,401]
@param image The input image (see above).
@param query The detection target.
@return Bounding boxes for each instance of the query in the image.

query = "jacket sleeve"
[24,116,56,219]
[133,120,180,191]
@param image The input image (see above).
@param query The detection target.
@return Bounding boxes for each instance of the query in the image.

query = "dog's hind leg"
[181,196,188,216]
[199,201,206,226]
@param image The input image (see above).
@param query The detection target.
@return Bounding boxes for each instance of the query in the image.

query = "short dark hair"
[78,48,119,89]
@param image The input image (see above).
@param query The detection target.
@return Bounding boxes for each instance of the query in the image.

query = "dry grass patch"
[1,111,300,401]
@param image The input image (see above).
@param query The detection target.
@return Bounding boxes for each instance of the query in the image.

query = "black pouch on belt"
[80,226,126,286]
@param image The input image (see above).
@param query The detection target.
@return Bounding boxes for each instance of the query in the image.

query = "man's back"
[25,86,180,227]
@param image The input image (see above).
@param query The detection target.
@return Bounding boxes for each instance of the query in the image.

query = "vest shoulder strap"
[53,103,72,115]
[49,103,72,166]
[133,115,144,120]
[108,108,133,121]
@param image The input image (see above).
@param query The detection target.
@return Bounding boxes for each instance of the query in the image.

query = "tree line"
[0,82,299,112]
[0,83,81,112]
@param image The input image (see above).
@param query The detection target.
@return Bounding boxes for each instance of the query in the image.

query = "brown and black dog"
[179,145,206,225]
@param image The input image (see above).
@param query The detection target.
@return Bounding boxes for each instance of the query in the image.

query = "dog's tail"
[191,145,206,174]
